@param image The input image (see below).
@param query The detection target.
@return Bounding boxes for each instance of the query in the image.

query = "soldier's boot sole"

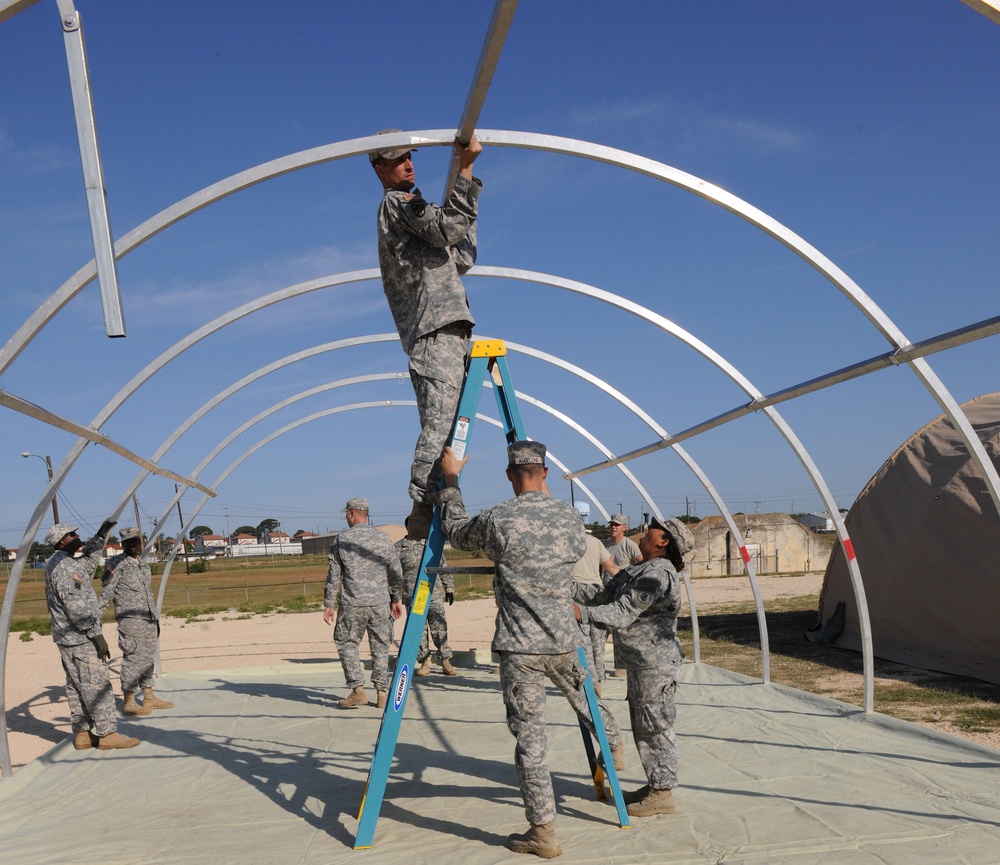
[506,823,562,859]
[122,692,152,716]
[626,788,677,817]
[406,502,434,540]
[98,732,140,750]
[142,688,174,709]
[337,688,368,709]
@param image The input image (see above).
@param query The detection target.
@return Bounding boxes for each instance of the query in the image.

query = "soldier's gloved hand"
[445,591,455,606]
[90,634,111,661]
[82,518,117,555]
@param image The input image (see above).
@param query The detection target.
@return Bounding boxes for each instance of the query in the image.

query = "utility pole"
[174,483,190,575]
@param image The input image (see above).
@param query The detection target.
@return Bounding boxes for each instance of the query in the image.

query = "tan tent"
[817,393,1000,684]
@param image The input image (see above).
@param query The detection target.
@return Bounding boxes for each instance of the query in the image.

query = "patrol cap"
[507,440,546,468]
[608,514,628,526]
[120,527,143,542]
[45,523,79,546]
[650,515,695,557]
[345,497,369,512]
[368,129,417,164]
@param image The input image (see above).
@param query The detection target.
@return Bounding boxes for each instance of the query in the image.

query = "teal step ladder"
[353,338,630,849]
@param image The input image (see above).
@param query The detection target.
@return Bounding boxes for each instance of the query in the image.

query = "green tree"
[190,525,214,537]
[234,525,257,537]
[254,517,281,540]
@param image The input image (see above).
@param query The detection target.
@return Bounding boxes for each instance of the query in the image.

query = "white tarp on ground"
[819,392,1000,684]
[1,661,999,864]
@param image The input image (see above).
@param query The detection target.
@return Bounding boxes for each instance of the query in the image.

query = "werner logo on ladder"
[354,339,630,852]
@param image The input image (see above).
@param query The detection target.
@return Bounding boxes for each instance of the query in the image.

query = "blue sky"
[2,1,999,550]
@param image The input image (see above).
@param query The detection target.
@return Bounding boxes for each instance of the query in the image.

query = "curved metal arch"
[10,124,976,768]
[90,326,757,676]
[5,129,990,553]
[152,400,603,616]
[473,267,871,704]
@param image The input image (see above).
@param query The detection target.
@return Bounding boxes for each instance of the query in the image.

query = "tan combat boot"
[74,730,99,750]
[97,731,140,750]
[376,691,388,709]
[414,658,431,677]
[610,743,625,771]
[506,822,562,858]
[594,682,602,698]
[337,687,368,709]
[122,691,152,716]
[626,787,676,817]
[141,687,174,709]
[621,784,649,805]
[441,657,458,676]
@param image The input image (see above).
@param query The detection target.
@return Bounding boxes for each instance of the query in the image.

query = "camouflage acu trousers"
[499,651,623,826]
[334,604,393,691]
[405,591,453,661]
[118,617,157,692]
[577,621,606,684]
[407,327,468,503]
[58,641,117,736]
[626,662,680,790]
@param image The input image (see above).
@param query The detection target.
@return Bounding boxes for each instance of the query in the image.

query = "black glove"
[90,634,111,661]
[82,518,118,555]
[445,591,454,606]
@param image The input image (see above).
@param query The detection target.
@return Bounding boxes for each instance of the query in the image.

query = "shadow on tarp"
[3,662,1000,864]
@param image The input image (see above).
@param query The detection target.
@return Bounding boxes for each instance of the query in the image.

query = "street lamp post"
[22,452,59,524]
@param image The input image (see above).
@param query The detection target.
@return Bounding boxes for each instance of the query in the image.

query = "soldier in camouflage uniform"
[571,533,618,693]
[395,521,457,677]
[371,129,483,539]
[439,441,624,859]
[323,498,404,710]
[603,514,642,680]
[44,521,139,751]
[574,515,694,819]
[100,527,173,716]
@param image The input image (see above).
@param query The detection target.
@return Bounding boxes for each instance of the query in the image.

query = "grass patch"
[9,616,51,636]
[163,604,229,621]
[679,593,1000,740]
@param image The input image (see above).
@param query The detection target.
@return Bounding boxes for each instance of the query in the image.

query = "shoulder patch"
[406,188,427,218]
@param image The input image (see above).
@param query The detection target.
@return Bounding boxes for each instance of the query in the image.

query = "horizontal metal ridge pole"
[425,566,496,575]
[0,390,215,495]
[442,0,519,199]
[567,310,1000,479]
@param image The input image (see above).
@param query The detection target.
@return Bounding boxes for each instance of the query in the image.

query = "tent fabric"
[818,392,1000,683]
[2,661,1000,864]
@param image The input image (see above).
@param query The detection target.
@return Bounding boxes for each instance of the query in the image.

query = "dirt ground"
[3,572,995,773]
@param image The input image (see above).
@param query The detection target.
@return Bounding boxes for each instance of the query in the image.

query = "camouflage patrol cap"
[345,497,369,512]
[45,523,79,546]
[608,514,628,526]
[368,129,417,164]
[120,527,143,542]
[507,440,546,467]
[650,515,695,557]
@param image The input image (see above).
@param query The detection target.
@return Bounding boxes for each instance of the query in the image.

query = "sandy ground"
[3,573,826,773]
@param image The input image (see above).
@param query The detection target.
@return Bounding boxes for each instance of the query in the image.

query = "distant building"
[797,512,835,532]
[688,513,833,577]
[232,533,257,546]
[299,524,405,557]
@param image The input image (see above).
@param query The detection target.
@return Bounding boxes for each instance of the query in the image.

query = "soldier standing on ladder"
[371,129,484,539]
